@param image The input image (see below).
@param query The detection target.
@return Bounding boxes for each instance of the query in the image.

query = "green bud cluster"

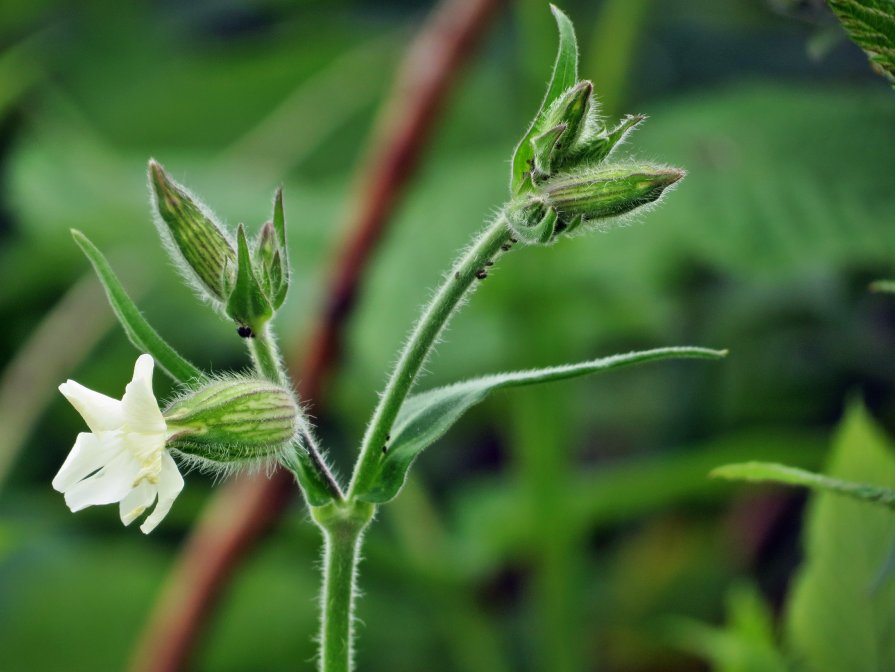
[149,160,291,333]
[149,160,236,302]
[507,80,683,244]
[164,376,299,468]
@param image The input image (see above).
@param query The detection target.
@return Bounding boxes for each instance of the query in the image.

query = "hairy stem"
[131,3,502,667]
[247,326,285,385]
[314,503,374,672]
[348,212,514,497]
[250,327,343,499]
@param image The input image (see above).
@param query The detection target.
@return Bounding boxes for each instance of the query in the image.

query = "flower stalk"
[348,213,515,499]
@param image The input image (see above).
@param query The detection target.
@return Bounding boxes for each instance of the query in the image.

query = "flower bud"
[164,377,299,467]
[544,164,684,225]
[568,114,645,165]
[149,160,236,302]
[539,81,592,153]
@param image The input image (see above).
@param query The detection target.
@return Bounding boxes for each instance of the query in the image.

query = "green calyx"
[225,188,291,332]
[545,164,684,221]
[164,376,299,466]
[149,160,291,332]
[149,160,237,303]
[507,164,683,243]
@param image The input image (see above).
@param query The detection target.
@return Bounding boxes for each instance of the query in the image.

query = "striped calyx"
[149,160,237,303]
[164,377,298,465]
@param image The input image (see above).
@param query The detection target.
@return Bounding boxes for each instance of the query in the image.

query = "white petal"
[119,480,156,526]
[140,452,183,534]
[59,381,124,432]
[52,432,121,492]
[62,451,141,512]
[122,355,166,435]
[124,432,165,473]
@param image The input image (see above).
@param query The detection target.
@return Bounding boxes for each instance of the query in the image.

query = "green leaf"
[784,401,895,671]
[357,346,727,504]
[509,4,578,194]
[225,224,273,330]
[828,0,895,85]
[870,279,895,293]
[271,186,290,309]
[72,230,205,385]
[667,584,788,672]
[712,461,895,508]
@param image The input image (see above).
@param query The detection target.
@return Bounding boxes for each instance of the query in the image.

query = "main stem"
[348,212,513,497]
[317,514,367,672]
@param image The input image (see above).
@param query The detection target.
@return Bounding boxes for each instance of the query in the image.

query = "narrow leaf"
[828,0,895,85]
[712,461,895,508]
[71,230,205,385]
[870,279,895,293]
[271,186,290,309]
[357,346,727,503]
[509,4,579,193]
[225,224,273,329]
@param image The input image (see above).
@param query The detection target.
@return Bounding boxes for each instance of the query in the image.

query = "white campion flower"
[53,354,183,534]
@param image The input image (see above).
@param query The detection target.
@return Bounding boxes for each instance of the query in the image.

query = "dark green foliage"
[828,0,895,84]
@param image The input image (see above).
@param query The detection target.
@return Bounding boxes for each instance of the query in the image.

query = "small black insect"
[382,444,388,454]
[475,269,488,280]
[386,434,391,441]
[454,271,460,280]
[509,236,518,244]
[237,325,254,339]
[485,260,494,266]
[500,243,512,252]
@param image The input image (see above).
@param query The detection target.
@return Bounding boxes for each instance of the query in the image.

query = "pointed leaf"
[72,230,205,385]
[225,224,273,329]
[357,346,727,503]
[272,187,290,308]
[828,0,895,85]
[784,401,895,670]
[712,461,895,508]
[509,4,579,194]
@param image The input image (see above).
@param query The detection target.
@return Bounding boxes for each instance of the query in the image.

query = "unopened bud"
[149,160,236,302]
[568,114,646,165]
[164,377,298,466]
[544,164,684,224]
[539,81,592,154]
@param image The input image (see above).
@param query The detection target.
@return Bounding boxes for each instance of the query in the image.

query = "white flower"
[53,354,184,534]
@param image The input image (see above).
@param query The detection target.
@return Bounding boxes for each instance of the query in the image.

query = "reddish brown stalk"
[130,1,503,670]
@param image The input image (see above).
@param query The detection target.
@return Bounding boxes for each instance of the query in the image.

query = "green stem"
[348,212,514,497]
[249,324,344,500]
[314,502,374,672]
[247,325,285,385]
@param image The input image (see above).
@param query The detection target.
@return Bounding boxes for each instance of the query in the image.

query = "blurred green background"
[1,0,894,670]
